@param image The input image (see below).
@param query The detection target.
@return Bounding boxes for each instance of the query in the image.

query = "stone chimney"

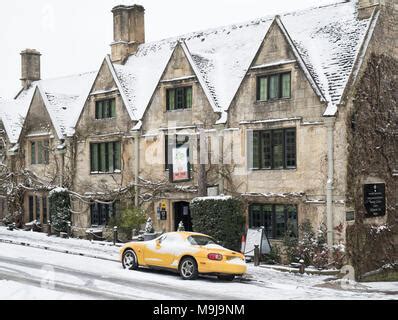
[111,4,145,64]
[20,49,41,89]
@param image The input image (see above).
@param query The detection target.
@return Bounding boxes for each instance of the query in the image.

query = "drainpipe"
[215,124,225,194]
[56,140,66,188]
[132,130,140,207]
[60,152,64,187]
[325,117,336,247]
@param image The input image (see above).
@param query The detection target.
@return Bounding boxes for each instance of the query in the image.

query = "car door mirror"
[155,239,161,247]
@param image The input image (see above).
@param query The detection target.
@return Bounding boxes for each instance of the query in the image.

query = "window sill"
[254,98,291,105]
[249,168,297,171]
[165,108,192,113]
[94,117,116,121]
[90,171,122,175]
[169,179,192,184]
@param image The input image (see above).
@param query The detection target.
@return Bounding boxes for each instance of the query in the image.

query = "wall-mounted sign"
[346,211,355,222]
[160,210,167,221]
[364,183,386,218]
[157,201,168,221]
[171,146,190,182]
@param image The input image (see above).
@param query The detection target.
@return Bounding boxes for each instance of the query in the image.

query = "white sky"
[0,0,337,99]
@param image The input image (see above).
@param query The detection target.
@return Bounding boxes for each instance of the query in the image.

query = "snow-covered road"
[0,242,397,300]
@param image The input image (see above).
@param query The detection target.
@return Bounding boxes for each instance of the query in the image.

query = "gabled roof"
[0,87,35,144]
[280,1,375,114]
[110,16,273,123]
[0,71,97,144]
[110,40,177,121]
[0,1,378,138]
[182,18,273,113]
[37,71,97,138]
[109,0,375,123]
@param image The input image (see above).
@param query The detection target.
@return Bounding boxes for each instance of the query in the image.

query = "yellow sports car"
[119,232,247,281]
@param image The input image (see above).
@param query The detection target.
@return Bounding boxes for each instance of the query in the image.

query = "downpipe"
[133,131,140,207]
[325,117,336,248]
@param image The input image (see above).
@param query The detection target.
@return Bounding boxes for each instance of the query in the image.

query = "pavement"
[0,227,397,300]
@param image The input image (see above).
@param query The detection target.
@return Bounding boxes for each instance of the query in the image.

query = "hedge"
[49,188,71,233]
[190,196,245,251]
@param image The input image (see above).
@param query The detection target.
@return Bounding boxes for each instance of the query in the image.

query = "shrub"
[109,207,147,236]
[49,188,71,233]
[190,196,245,251]
[283,220,345,269]
[263,245,282,265]
[283,232,299,264]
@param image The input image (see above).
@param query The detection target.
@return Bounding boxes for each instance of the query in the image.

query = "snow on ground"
[0,227,119,260]
[0,280,91,300]
[0,227,397,300]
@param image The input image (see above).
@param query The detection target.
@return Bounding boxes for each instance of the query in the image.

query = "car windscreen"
[188,235,217,246]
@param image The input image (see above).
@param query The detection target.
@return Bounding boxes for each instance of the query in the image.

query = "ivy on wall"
[346,53,398,278]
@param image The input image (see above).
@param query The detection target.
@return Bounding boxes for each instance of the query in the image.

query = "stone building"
[0,0,396,272]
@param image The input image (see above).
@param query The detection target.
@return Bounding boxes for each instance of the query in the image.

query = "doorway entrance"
[174,201,192,231]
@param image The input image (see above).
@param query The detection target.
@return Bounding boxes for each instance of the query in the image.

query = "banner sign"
[171,147,189,182]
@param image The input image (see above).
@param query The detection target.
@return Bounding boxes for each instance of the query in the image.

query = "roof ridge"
[132,1,351,55]
[36,70,97,84]
[280,0,351,18]
[136,17,274,51]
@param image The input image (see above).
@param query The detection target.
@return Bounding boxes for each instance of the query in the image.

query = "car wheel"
[122,249,139,270]
[217,275,235,281]
[179,257,198,280]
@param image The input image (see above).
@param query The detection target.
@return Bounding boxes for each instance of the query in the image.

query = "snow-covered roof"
[110,40,177,121]
[0,87,35,144]
[280,1,374,113]
[0,71,97,143]
[37,71,97,138]
[110,0,375,122]
[112,16,273,121]
[0,1,378,138]
[183,19,273,113]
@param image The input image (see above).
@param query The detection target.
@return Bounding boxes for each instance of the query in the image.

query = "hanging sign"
[171,146,190,182]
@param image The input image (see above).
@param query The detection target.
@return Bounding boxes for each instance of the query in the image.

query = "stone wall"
[73,60,135,230]
[227,22,333,236]
[345,53,398,278]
